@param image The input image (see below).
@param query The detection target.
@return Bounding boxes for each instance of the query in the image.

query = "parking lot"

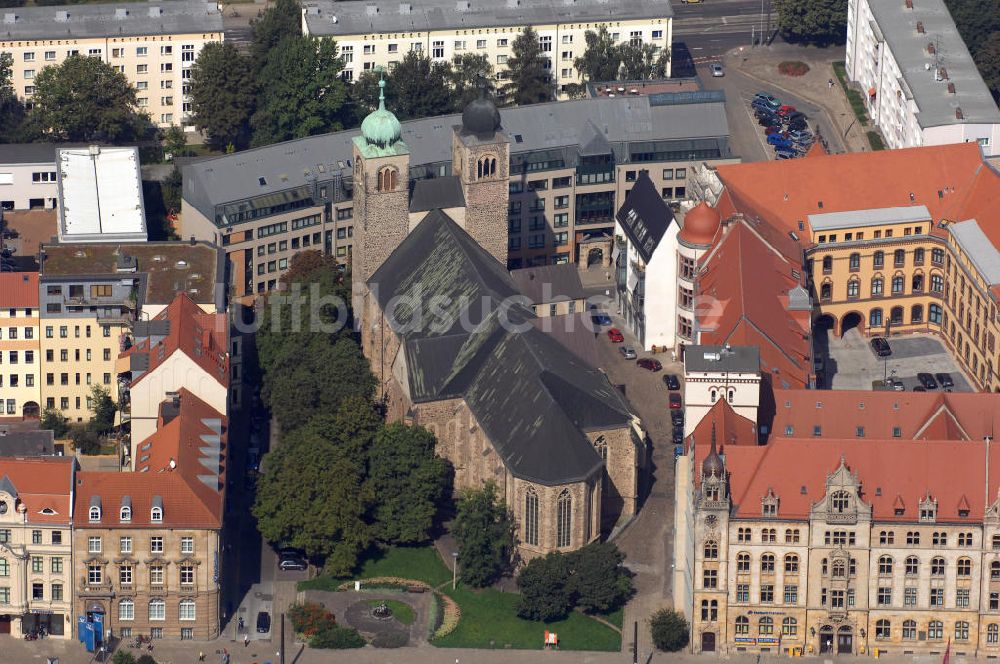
[818,330,973,392]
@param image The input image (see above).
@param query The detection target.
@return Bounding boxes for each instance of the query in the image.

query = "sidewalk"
[725,43,871,154]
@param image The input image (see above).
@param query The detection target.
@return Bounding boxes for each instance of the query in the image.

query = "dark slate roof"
[616,171,674,263]
[370,211,632,485]
[0,431,55,457]
[0,144,58,166]
[578,120,614,157]
[510,264,587,304]
[408,176,466,213]
[0,475,17,498]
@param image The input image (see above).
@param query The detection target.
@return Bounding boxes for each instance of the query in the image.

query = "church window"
[377,166,398,192]
[524,487,539,546]
[556,490,572,548]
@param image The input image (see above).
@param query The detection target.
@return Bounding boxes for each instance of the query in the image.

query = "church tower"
[352,79,411,287]
[452,91,510,265]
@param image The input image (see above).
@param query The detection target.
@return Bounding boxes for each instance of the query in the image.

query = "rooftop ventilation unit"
[365,4,378,15]
[398,2,411,13]
[2,12,15,23]
[148,6,162,17]
[54,10,69,22]
[115,7,128,19]
[456,0,470,10]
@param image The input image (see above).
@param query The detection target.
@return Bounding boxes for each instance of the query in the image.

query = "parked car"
[710,63,725,77]
[673,444,685,460]
[784,110,807,123]
[786,117,808,131]
[591,313,612,326]
[669,392,683,409]
[671,410,684,426]
[753,92,781,110]
[764,125,784,136]
[935,372,955,388]
[672,427,684,444]
[637,357,663,371]
[767,134,794,148]
[913,386,927,392]
[775,148,798,160]
[662,373,681,390]
[887,377,905,391]
[870,337,892,357]
[754,105,780,121]
[619,345,637,360]
[777,105,797,116]
[607,328,624,343]
[788,129,814,143]
[917,372,939,389]
[278,548,307,571]
[256,611,271,634]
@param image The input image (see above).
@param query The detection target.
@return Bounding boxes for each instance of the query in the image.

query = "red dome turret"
[679,201,721,247]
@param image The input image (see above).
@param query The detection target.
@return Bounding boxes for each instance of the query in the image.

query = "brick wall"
[352,146,411,285]
[453,130,510,265]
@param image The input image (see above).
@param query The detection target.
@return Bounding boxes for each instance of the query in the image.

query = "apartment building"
[181,91,735,298]
[846,0,1000,155]
[37,241,224,422]
[0,456,76,638]
[0,145,60,211]
[0,0,223,128]
[301,0,672,94]
[676,389,1000,656]
[0,273,41,421]
[73,390,225,642]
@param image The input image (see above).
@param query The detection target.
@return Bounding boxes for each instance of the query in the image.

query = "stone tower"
[352,79,410,287]
[452,91,510,265]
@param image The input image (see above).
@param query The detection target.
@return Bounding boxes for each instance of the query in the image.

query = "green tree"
[161,126,187,160]
[251,0,302,67]
[252,424,372,575]
[945,0,1000,59]
[0,52,25,142]
[650,608,689,652]
[974,31,1000,100]
[452,481,514,587]
[502,27,552,106]
[23,55,149,142]
[111,650,136,664]
[70,425,102,455]
[385,52,454,121]
[89,385,116,434]
[618,42,668,81]
[566,542,633,613]
[0,0,25,7]
[189,42,257,150]
[160,166,183,218]
[574,26,621,83]
[777,0,848,46]
[295,395,382,458]
[451,53,495,110]
[516,552,574,621]
[41,408,69,438]
[251,36,349,146]
[367,423,451,544]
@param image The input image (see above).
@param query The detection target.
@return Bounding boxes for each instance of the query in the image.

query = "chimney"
[905,0,913,7]
[202,328,212,350]
[938,67,948,80]
[54,10,69,22]
[365,4,378,15]
[927,42,935,54]
[916,21,925,34]
[947,82,956,94]
[114,7,128,19]
[956,107,964,120]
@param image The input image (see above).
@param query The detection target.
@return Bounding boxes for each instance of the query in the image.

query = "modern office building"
[56,146,147,244]
[181,91,735,298]
[301,0,673,94]
[0,145,60,211]
[846,0,1000,154]
[0,0,223,128]
[0,272,41,421]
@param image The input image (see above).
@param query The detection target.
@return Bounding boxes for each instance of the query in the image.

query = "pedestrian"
[199,651,205,662]
[238,616,244,632]
[245,632,250,647]
[828,78,834,88]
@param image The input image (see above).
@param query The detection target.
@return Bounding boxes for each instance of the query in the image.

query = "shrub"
[650,609,689,652]
[112,652,136,664]
[288,601,336,637]
[867,130,886,151]
[136,655,158,664]
[372,631,409,648]
[309,624,366,649]
[778,61,810,76]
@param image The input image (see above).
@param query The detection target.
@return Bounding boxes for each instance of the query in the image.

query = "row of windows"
[117,598,196,622]
[0,556,63,575]
[523,488,572,548]
[21,45,194,61]
[0,582,63,604]
[45,348,111,363]
[43,324,112,338]
[878,530,976,546]
[45,372,111,387]
[816,228,928,245]
[0,529,62,545]
[88,506,162,524]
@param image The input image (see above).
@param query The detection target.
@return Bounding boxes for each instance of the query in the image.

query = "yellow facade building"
[0,273,41,421]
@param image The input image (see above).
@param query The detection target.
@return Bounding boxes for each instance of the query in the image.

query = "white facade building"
[682,344,760,437]
[0,145,59,211]
[846,0,1000,155]
[56,146,147,244]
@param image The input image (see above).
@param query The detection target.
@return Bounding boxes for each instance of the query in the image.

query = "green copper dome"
[361,79,402,149]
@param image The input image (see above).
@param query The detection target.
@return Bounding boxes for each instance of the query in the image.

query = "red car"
[777,105,797,117]
[669,392,683,409]
[607,328,624,343]
[637,358,663,371]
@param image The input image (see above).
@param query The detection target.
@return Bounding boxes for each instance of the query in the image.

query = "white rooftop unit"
[56,146,148,244]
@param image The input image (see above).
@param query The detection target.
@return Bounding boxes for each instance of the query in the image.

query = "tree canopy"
[975,32,1000,101]
[650,609,689,652]
[189,42,257,150]
[516,553,574,621]
[516,542,633,620]
[0,53,25,142]
[502,27,552,106]
[453,481,515,587]
[250,0,303,67]
[451,53,495,109]
[251,36,350,146]
[777,0,848,46]
[22,55,150,143]
[574,26,622,83]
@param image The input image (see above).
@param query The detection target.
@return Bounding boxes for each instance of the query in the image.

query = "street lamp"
[451,552,459,590]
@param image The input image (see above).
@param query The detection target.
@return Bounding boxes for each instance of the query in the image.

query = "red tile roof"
[696,222,811,389]
[0,457,75,524]
[74,471,221,529]
[124,292,228,389]
[689,399,758,454]
[0,272,39,308]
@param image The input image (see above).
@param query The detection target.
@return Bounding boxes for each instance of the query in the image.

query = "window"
[700,599,718,621]
[875,619,891,640]
[959,532,973,547]
[871,276,884,296]
[762,528,776,543]
[905,556,919,575]
[88,536,101,554]
[878,556,893,575]
[784,585,798,604]
[904,588,917,606]
[761,553,775,573]
[784,554,799,573]
[957,588,970,607]
[150,536,164,554]
[955,621,970,641]
[179,599,196,621]
[556,490,571,548]
[873,250,884,268]
[181,537,194,554]
[989,624,999,644]
[735,616,749,634]
[702,568,718,588]
[847,279,860,298]
[907,531,920,545]
[760,584,774,603]
[704,541,718,559]
[782,617,797,636]
[957,558,972,576]
[736,552,750,573]
[432,40,445,58]
[51,530,61,545]
[931,556,945,575]
[894,249,905,267]
[149,599,166,621]
[150,506,162,523]
[377,167,398,192]
[930,303,943,324]
[120,537,132,554]
[31,556,43,573]
[759,616,773,635]
[51,557,62,574]
[119,599,134,621]
[930,588,944,606]
[870,308,883,327]
[892,275,905,294]
[877,587,892,606]
[785,529,800,543]
[180,565,194,585]
[737,527,750,543]
[119,565,132,586]
[120,506,131,522]
[849,252,861,270]
[89,506,100,522]
[88,564,102,585]
[150,566,164,585]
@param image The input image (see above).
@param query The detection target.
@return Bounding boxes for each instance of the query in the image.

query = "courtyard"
[816,328,973,392]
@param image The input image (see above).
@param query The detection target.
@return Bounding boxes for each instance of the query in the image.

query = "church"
[353,81,647,558]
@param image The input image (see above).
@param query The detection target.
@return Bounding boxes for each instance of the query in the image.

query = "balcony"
[78,577,113,596]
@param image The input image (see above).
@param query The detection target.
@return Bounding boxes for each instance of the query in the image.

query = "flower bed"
[778,61,810,76]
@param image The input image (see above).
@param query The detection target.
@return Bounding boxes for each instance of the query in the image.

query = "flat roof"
[0,144,58,166]
[808,205,931,231]
[0,0,223,41]
[303,0,672,36]
[183,94,729,218]
[949,219,1000,285]
[39,241,222,306]
[685,344,760,374]
[57,146,147,243]
[867,0,1000,128]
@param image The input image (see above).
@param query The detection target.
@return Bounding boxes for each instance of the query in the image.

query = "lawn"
[368,599,415,626]
[300,546,621,651]
[598,606,624,630]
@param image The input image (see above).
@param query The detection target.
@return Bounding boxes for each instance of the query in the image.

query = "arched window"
[878,555,893,575]
[914,248,925,264]
[871,276,884,296]
[875,619,891,640]
[873,250,885,268]
[782,617,797,636]
[890,306,904,325]
[906,556,919,575]
[148,599,166,621]
[931,557,945,575]
[89,506,101,522]
[120,506,131,522]
[892,275,905,294]
[832,560,846,578]
[556,490,572,548]
[870,308,883,327]
[703,540,718,559]
[820,282,832,300]
[760,553,775,573]
[903,620,917,639]
[955,621,969,641]
[847,278,860,299]
[735,615,749,634]
[957,557,972,576]
[524,488,539,546]
[377,166,398,192]
[928,621,943,640]
[911,304,923,323]
[784,554,799,573]
[988,623,999,644]
[831,491,850,512]
[759,616,774,635]
[477,155,497,179]
[150,506,163,523]
[849,252,861,270]
[822,256,833,272]
[710,388,717,403]
[736,552,750,573]
[930,303,943,324]
[912,273,924,292]
[727,389,734,403]
[119,599,134,621]
[179,599,196,621]
[931,273,944,292]
[894,249,906,266]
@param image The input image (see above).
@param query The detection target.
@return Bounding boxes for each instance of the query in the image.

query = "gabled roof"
[0,272,38,308]
[408,175,465,213]
[0,457,75,525]
[123,292,228,388]
[689,400,758,457]
[510,263,587,304]
[616,171,674,263]
[578,120,614,157]
[370,211,632,485]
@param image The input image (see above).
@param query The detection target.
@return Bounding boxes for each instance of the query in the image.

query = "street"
[673,0,777,68]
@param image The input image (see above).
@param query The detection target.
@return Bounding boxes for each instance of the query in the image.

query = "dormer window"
[89,507,101,522]
[150,507,162,523]
[762,488,779,517]
[120,506,132,522]
[919,495,937,522]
